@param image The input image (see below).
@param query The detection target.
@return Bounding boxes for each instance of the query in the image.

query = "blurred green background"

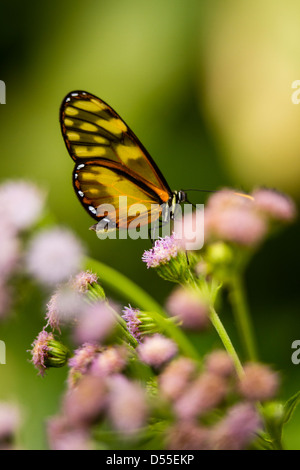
[1,0,300,449]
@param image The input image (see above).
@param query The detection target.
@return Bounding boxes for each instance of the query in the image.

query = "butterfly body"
[60,91,185,232]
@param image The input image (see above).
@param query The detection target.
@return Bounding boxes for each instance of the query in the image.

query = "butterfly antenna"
[183,188,254,201]
[182,188,216,193]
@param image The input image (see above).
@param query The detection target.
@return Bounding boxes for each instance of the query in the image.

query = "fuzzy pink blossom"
[207,188,255,212]
[74,301,116,345]
[31,330,54,376]
[238,363,279,402]
[46,287,85,331]
[63,374,107,426]
[142,234,180,268]
[70,271,98,293]
[26,228,84,286]
[204,350,235,378]
[68,343,99,372]
[107,375,148,435]
[210,403,262,450]
[90,346,128,377]
[68,343,99,387]
[122,305,142,342]
[252,188,297,222]
[206,206,267,246]
[166,287,209,330]
[205,189,268,246]
[47,416,92,450]
[159,357,196,401]
[137,334,178,368]
[166,421,210,450]
[0,180,45,231]
[174,372,228,420]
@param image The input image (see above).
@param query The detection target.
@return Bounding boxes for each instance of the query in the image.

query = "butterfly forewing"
[60,91,172,228]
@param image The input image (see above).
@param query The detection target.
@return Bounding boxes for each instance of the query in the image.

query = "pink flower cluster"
[205,188,296,247]
[160,353,278,450]
[30,264,280,451]
[44,329,279,450]
[142,234,180,268]
[48,352,149,448]
[166,287,210,330]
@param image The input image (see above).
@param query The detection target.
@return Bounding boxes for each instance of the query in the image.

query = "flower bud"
[206,242,234,266]
[31,330,70,376]
[44,339,71,369]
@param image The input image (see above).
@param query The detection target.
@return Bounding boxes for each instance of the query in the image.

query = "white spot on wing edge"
[89,206,97,214]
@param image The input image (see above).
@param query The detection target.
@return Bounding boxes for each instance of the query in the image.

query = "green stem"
[209,306,244,378]
[229,273,258,361]
[84,256,167,318]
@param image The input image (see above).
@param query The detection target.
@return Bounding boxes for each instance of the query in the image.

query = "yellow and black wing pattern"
[60,91,172,228]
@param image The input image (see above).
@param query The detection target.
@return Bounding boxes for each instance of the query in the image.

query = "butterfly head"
[176,190,187,204]
[168,190,187,221]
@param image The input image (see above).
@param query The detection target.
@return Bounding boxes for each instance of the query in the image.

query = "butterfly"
[60,91,186,234]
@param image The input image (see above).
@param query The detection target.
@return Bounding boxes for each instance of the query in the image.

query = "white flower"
[0,180,45,231]
[26,227,84,286]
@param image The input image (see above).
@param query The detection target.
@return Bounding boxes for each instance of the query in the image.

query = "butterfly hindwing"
[73,160,163,228]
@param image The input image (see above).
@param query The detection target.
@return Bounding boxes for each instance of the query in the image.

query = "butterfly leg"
[149,218,162,245]
[148,218,171,245]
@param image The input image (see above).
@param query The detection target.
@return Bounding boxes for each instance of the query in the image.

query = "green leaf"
[261,402,285,450]
[283,390,300,424]
[253,431,277,450]
[261,391,300,450]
